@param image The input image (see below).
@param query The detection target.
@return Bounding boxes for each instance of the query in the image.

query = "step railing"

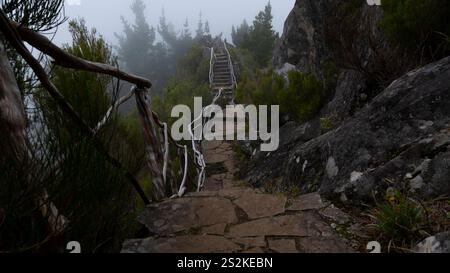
[223,40,238,90]
[209,47,215,88]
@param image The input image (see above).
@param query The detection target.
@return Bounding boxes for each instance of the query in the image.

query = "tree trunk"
[0,40,27,161]
[0,40,67,236]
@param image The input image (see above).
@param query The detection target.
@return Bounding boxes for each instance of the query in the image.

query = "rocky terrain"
[243,0,450,204]
[122,0,450,253]
[122,140,355,253]
[239,0,450,251]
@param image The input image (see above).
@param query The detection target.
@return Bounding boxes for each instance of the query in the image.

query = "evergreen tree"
[250,1,278,66]
[232,19,251,48]
[204,21,211,36]
[158,8,178,48]
[231,2,278,67]
[195,12,204,39]
[182,18,192,40]
[116,0,155,78]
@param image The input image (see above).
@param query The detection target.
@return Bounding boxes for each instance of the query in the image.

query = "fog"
[55,0,296,46]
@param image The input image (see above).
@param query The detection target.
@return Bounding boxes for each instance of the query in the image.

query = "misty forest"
[1,0,450,253]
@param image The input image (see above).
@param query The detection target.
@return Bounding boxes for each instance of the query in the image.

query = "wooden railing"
[223,40,237,89]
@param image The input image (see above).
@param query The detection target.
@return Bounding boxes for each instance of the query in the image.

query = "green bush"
[369,190,426,248]
[33,19,142,252]
[236,70,325,123]
[380,0,450,59]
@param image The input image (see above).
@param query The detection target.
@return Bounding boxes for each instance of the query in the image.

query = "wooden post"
[135,88,166,200]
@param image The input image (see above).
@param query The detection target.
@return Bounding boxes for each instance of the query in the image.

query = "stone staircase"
[121,139,356,253]
[212,46,234,102]
[120,41,357,254]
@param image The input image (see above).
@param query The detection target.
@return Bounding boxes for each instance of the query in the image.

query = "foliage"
[380,0,450,59]
[1,0,67,98]
[231,2,278,67]
[236,70,325,123]
[153,42,212,122]
[116,0,211,95]
[1,0,66,31]
[368,190,426,248]
[325,0,417,92]
[32,19,142,252]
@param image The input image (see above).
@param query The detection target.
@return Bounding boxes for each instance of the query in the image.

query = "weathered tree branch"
[9,21,152,89]
[0,8,151,205]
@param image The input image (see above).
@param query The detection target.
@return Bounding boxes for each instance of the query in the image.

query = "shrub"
[32,19,141,252]
[369,190,426,248]
[236,70,325,123]
[380,0,450,59]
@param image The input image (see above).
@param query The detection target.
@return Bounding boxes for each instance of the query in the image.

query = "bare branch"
[0,8,151,205]
[9,20,152,89]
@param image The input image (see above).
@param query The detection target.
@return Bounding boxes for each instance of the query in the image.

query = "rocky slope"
[241,0,450,204]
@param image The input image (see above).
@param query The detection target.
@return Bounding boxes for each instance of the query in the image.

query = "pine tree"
[116,0,155,77]
[158,8,178,48]
[232,19,251,48]
[231,2,278,67]
[182,18,192,40]
[204,21,211,35]
[250,1,278,66]
[195,12,204,39]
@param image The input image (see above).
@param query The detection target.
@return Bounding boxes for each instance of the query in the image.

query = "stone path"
[122,140,356,253]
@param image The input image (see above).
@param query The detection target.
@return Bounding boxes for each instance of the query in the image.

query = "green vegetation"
[0,19,144,253]
[380,0,450,59]
[368,190,426,248]
[116,0,212,94]
[320,112,338,131]
[152,42,212,122]
[236,70,326,123]
[231,2,279,67]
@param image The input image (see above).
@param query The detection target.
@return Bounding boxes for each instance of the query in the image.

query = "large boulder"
[245,56,450,203]
[273,0,331,77]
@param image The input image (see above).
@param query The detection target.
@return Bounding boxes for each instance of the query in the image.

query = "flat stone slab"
[203,177,223,191]
[232,237,266,249]
[228,213,333,238]
[243,247,264,253]
[202,140,224,151]
[297,237,354,253]
[205,153,230,164]
[122,235,241,253]
[233,193,286,219]
[268,239,298,253]
[287,193,326,211]
[319,205,351,225]
[202,223,227,236]
[139,197,238,235]
[218,188,256,200]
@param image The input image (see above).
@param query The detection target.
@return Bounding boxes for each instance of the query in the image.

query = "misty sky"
[55,0,295,47]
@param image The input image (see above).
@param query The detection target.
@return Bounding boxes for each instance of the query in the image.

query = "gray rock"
[273,0,331,77]
[244,56,450,203]
[414,232,450,253]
